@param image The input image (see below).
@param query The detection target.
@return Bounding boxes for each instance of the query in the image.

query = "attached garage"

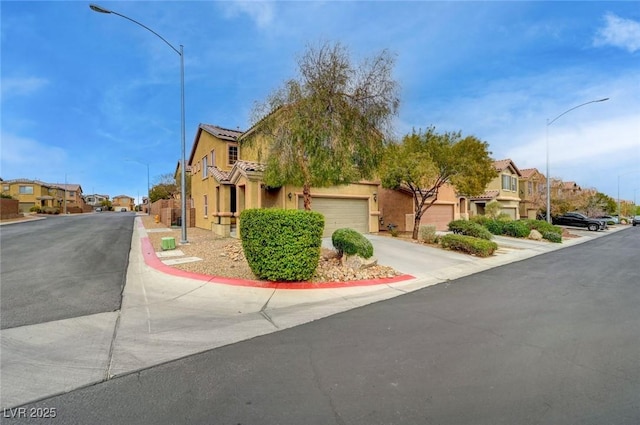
[299,197,369,237]
[18,202,35,213]
[418,204,454,231]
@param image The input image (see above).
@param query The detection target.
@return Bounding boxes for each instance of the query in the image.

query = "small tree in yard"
[380,127,497,240]
[149,173,178,203]
[246,41,400,210]
[485,200,501,218]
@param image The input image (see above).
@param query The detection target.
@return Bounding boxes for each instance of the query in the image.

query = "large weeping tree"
[380,127,497,240]
[247,42,400,210]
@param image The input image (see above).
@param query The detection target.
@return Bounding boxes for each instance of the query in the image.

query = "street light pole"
[125,159,150,215]
[90,3,188,243]
[545,98,609,223]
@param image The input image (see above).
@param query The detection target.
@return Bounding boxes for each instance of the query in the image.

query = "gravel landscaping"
[140,215,401,283]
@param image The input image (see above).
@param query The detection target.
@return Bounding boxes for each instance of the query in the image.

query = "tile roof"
[208,166,230,182]
[470,190,499,201]
[493,158,522,176]
[519,168,541,179]
[493,159,513,172]
[200,124,243,141]
[234,160,267,173]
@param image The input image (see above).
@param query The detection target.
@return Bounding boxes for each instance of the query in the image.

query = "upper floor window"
[19,185,33,194]
[3,185,9,192]
[202,155,208,178]
[228,144,238,165]
[211,149,216,168]
[501,175,510,191]
[501,175,517,192]
[527,182,533,195]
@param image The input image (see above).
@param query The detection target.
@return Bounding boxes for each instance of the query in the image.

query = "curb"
[140,235,416,290]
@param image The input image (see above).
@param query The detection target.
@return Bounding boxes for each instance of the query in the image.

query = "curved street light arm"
[547,98,609,127]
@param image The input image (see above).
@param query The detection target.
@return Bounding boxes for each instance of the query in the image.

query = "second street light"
[545,98,609,223]
[90,3,188,243]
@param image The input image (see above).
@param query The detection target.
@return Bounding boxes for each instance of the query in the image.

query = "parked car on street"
[593,215,618,224]
[633,216,640,226]
[552,212,606,231]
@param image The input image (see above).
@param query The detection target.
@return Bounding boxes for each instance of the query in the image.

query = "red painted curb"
[140,236,415,289]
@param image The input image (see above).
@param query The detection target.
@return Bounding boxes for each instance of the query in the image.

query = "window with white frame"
[511,177,517,192]
[203,194,208,217]
[202,155,208,178]
[228,144,238,165]
[19,185,33,194]
[501,175,511,191]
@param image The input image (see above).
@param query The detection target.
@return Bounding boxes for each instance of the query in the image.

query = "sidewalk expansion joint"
[105,311,122,381]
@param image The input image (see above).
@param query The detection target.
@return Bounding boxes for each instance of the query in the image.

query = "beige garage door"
[299,197,369,237]
[420,204,454,231]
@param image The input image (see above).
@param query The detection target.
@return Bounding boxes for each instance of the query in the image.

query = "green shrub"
[470,215,492,227]
[240,209,324,281]
[485,219,505,235]
[503,220,530,238]
[440,234,498,257]
[522,219,562,236]
[542,231,562,243]
[448,220,493,240]
[29,206,41,213]
[419,225,438,244]
[332,228,374,259]
[496,213,513,221]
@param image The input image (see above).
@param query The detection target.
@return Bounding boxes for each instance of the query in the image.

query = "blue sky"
[2,1,639,205]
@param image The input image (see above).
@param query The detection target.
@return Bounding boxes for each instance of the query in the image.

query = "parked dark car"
[633,216,640,226]
[552,212,606,231]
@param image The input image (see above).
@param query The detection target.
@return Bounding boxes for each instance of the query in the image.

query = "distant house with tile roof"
[518,168,546,219]
[469,159,522,219]
[1,179,86,213]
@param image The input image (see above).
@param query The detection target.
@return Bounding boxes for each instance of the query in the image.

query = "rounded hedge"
[240,209,324,282]
[447,220,493,240]
[331,228,374,259]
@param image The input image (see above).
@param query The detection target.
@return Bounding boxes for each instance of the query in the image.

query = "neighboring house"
[518,168,546,219]
[1,179,84,213]
[112,195,135,211]
[377,184,467,232]
[85,194,110,209]
[469,159,522,219]
[187,123,380,238]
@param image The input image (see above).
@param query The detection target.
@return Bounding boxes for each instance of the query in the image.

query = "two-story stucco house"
[112,195,135,211]
[518,168,546,219]
[187,123,380,238]
[1,179,84,213]
[469,159,522,219]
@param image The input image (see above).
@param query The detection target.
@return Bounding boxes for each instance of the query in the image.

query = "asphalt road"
[5,228,640,424]
[0,213,135,329]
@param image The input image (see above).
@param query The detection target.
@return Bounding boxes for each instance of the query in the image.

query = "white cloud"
[219,1,275,29]
[0,134,68,181]
[1,77,49,99]
[593,12,640,53]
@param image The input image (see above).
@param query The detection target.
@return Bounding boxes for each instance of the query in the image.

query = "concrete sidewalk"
[0,220,629,408]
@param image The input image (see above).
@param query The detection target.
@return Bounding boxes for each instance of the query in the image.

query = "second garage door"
[420,204,454,231]
[299,197,369,237]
